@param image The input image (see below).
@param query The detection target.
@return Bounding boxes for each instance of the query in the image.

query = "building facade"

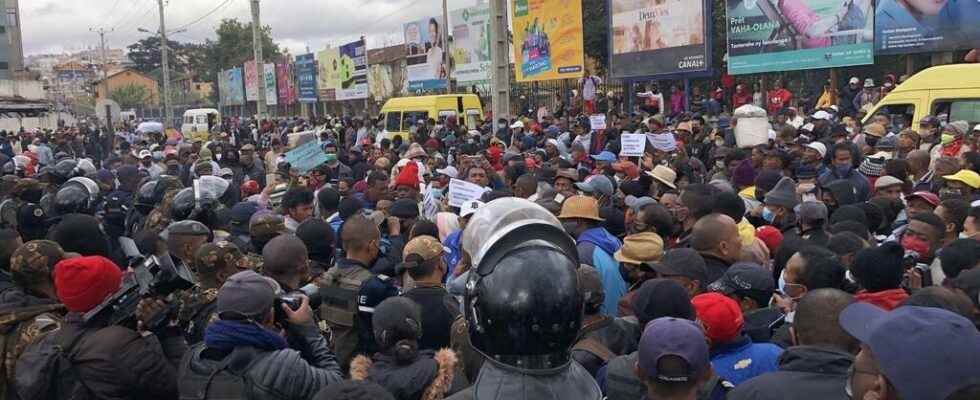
[0,0,23,79]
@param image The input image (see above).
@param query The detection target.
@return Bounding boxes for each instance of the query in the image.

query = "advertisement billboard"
[451,4,491,84]
[726,0,874,75]
[244,60,259,102]
[218,69,231,106]
[610,0,710,78]
[276,63,296,106]
[369,64,397,100]
[317,47,340,101]
[875,0,980,54]
[337,39,369,101]
[511,0,585,82]
[404,17,448,91]
[296,53,318,103]
[264,63,277,106]
[227,68,244,106]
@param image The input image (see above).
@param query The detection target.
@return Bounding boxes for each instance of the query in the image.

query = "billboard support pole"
[624,80,632,116]
[489,0,510,132]
[829,68,838,99]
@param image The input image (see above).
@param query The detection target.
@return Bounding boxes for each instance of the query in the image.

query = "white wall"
[0,111,76,132]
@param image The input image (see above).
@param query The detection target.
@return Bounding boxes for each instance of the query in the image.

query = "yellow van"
[863,64,980,131]
[378,94,484,141]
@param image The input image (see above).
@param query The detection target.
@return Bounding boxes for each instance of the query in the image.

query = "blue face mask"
[833,164,852,177]
[778,269,787,294]
[762,207,776,223]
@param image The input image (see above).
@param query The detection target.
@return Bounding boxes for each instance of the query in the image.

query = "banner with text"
[244,60,259,101]
[404,17,449,91]
[451,4,491,84]
[276,63,296,106]
[726,0,874,75]
[610,0,710,78]
[316,47,340,101]
[511,0,585,82]
[264,63,277,106]
[337,39,369,100]
[295,53,318,103]
[875,0,980,54]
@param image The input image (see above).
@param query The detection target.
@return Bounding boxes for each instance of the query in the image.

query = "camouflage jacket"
[177,287,219,346]
[0,299,65,397]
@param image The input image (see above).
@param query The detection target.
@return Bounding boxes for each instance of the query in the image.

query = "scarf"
[204,319,288,352]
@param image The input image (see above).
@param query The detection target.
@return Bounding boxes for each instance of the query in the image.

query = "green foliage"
[582,0,609,74]
[127,36,191,75]
[109,83,152,109]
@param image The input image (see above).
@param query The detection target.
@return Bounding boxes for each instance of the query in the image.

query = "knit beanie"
[732,159,757,188]
[946,120,970,137]
[394,161,420,190]
[54,256,123,313]
[764,177,799,209]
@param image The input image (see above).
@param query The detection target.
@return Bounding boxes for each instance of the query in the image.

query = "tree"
[109,83,152,109]
[582,0,609,75]
[127,36,191,75]
[188,18,282,103]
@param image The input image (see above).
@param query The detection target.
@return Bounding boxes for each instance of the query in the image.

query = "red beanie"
[54,256,123,313]
[755,226,784,255]
[394,161,420,190]
[692,293,744,345]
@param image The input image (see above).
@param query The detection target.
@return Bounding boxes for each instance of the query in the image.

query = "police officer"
[246,211,287,274]
[446,198,601,400]
[178,241,251,344]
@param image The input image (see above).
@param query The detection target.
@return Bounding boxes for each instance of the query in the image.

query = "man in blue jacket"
[692,292,783,386]
[559,195,624,316]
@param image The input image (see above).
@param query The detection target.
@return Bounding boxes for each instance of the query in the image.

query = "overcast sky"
[23,0,484,56]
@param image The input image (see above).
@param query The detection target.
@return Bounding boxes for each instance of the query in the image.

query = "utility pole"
[90,27,113,102]
[157,0,173,128]
[489,0,510,132]
[442,0,452,93]
[251,0,267,119]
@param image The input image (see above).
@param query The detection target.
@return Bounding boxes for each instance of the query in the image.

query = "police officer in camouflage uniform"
[246,211,287,274]
[0,179,44,230]
[0,240,66,397]
[179,241,252,345]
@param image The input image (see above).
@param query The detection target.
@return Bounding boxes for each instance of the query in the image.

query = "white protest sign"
[589,114,607,131]
[287,130,317,149]
[620,133,646,157]
[448,178,490,208]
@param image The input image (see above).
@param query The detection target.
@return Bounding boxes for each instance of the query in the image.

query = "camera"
[273,283,323,324]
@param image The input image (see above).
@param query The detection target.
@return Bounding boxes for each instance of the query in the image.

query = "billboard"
[264,63,277,106]
[276,63,296,105]
[451,4,491,84]
[369,64,397,100]
[243,60,259,101]
[875,0,980,54]
[610,0,710,78]
[726,0,874,75]
[219,68,244,106]
[404,17,448,91]
[218,69,231,106]
[317,47,340,101]
[337,39,369,101]
[511,0,585,82]
[296,53,318,103]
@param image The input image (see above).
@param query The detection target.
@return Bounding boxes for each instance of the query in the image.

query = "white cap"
[812,110,832,121]
[138,149,152,159]
[849,77,860,84]
[510,121,525,129]
[460,200,485,218]
[435,166,458,179]
[806,142,827,158]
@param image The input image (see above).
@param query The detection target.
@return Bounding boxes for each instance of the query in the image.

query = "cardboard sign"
[287,130,318,149]
[284,140,329,173]
[620,133,646,157]
[589,114,607,131]
[448,178,490,208]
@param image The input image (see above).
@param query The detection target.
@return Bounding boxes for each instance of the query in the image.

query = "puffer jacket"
[445,359,601,400]
[577,228,625,317]
[180,321,343,400]
[727,345,853,400]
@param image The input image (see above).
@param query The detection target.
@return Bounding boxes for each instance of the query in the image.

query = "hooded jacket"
[445,358,601,400]
[854,288,909,311]
[710,333,783,386]
[727,345,853,400]
[577,228,625,317]
[819,167,870,203]
[350,349,458,400]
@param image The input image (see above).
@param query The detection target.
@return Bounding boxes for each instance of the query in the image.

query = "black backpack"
[14,324,90,400]
[178,346,261,400]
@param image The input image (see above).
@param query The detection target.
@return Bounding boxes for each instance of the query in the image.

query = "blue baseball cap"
[839,303,980,400]
[638,317,709,383]
[590,151,616,163]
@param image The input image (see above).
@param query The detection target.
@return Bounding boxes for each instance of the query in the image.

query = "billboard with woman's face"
[875,0,980,54]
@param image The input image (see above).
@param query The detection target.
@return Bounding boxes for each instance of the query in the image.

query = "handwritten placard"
[620,133,646,157]
[448,178,491,208]
[589,114,607,131]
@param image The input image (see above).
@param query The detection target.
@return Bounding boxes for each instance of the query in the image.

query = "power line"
[169,0,235,32]
[369,0,426,26]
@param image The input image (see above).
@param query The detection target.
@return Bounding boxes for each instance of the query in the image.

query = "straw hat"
[646,165,677,189]
[614,232,665,265]
[557,195,604,221]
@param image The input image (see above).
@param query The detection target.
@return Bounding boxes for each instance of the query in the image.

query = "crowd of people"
[0,69,977,400]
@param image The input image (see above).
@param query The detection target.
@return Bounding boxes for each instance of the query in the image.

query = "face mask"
[833,164,852,177]
[762,207,776,223]
[778,269,788,294]
[941,133,955,145]
[901,235,930,259]
[715,138,725,147]
[960,232,977,240]
[325,154,338,163]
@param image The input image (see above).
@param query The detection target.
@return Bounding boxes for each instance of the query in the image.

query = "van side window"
[386,112,401,132]
[875,104,915,132]
[403,111,429,129]
[465,110,480,130]
[934,99,980,126]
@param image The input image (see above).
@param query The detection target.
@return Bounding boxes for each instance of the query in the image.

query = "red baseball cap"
[906,191,940,208]
[755,225,784,254]
[692,293,744,344]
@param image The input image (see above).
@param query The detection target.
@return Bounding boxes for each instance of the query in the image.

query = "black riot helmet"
[170,177,223,228]
[135,180,159,214]
[462,198,582,371]
[49,159,80,185]
[53,177,101,216]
